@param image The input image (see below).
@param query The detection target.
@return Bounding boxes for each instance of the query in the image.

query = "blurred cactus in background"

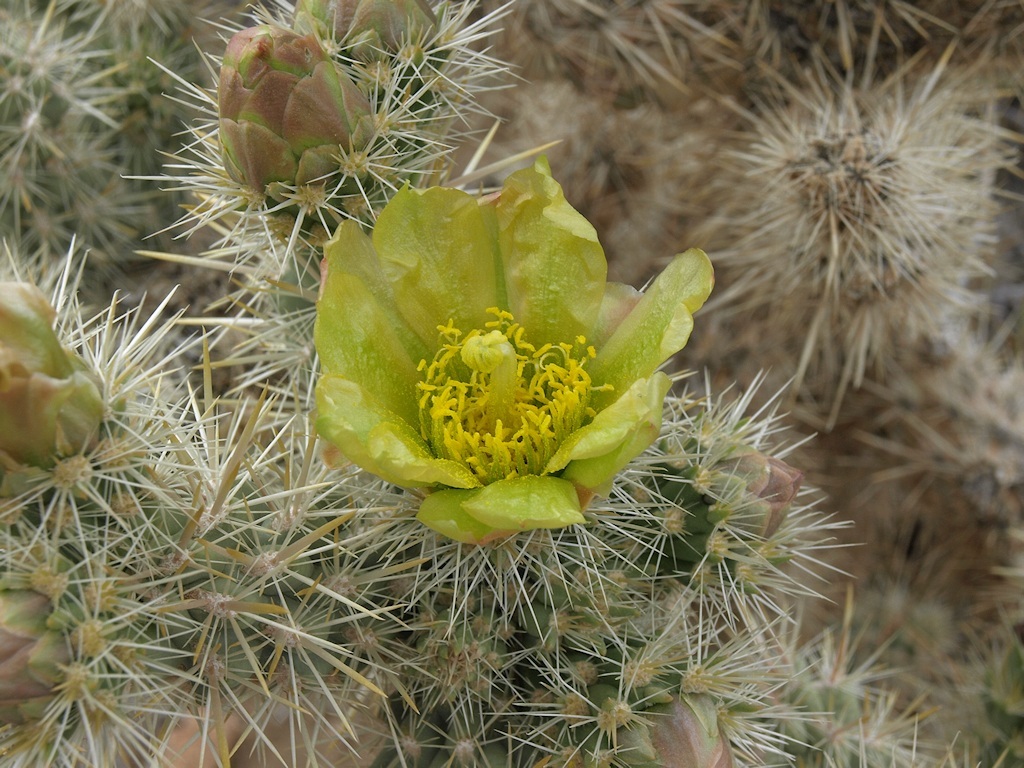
[0,0,134,268]
[0,0,228,291]
[696,56,1014,418]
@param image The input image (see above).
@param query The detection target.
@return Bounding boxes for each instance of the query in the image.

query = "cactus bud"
[648,695,734,768]
[717,449,803,537]
[0,283,104,470]
[0,589,71,724]
[217,24,373,193]
[294,0,437,57]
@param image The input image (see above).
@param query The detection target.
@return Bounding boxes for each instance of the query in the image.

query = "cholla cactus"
[297,379,842,767]
[0,149,910,768]
[0,254,388,766]
[0,246,844,768]
[156,0,510,405]
[166,0,507,264]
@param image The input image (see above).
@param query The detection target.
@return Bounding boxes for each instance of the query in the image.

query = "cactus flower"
[217,24,373,194]
[315,158,713,544]
[294,0,437,56]
[0,284,104,470]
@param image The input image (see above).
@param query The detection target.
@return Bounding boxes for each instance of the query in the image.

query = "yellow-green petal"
[496,157,606,346]
[463,475,585,531]
[591,281,642,347]
[547,373,671,494]
[316,375,480,490]
[319,221,431,370]
[589,249,713,409]
[417,489,502,544]
[373,184,502,347]
[316,242,427,427]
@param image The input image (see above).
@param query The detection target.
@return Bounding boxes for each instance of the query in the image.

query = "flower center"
[416,308,601,484]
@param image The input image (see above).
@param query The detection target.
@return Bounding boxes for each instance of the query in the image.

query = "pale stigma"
[460,330,513,373]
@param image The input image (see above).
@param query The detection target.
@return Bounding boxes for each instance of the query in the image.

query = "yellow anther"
[416,308,601,484]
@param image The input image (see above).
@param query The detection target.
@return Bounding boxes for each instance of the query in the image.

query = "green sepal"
[0,283,72,380]
[220,118,297,188]
[496,157,607,346]
[416,475,585,544]
[645,694,734,768]
[373,184,502,347]
[590,249,713,408]
[463,474,585,531]
[0,284,104,468]
[0,370,104,469]
[417,488,501,544]
[316,375,479,490]
[547,373,671,494]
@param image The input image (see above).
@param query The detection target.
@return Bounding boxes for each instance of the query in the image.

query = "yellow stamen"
[416,308,605,484]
